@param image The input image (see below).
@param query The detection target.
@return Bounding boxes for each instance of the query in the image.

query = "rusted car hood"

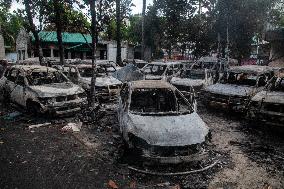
[81,76,122,87]
[29,82,84,98]
[252,91,284,104]
[205,83,254,97]
[128,112,209,146]
[171,77,204,87]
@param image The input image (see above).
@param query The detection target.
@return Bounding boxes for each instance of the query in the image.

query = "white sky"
[131,0,153,14]
[10,0,153,15]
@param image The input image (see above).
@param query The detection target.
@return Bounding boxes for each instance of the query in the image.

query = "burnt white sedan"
[0,65,87,116]
[118,80,209,164]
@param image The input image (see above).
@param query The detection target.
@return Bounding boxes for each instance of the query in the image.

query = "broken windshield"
[221,72,258,86]
[130,88,191,114]
[78,65,116,78]
[143,65,167,76]
[181,70,205,80]
[27,71,68,85]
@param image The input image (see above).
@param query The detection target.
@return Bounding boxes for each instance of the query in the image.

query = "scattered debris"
[62,122,82,132]
[108,180,119,189]
[128,161,218,176]
[28,123,51,129]
[3,111,22,120]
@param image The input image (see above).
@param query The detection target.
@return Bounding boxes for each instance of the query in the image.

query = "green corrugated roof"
[32,31,92,44]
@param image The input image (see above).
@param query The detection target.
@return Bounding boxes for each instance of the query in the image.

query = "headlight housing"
[38,97,55,104]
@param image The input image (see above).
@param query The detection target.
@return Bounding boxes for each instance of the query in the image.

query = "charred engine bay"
[0,103,284,189]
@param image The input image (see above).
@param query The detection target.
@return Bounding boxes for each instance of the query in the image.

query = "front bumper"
[248,109,284,127]
[202,93,249,112]
[96,85,121,102]
[42,97,87,116]
[141,148,208,164]
[128,134,208,164]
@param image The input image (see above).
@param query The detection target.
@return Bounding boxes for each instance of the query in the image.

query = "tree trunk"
[89,0,97,107]
[116,0,122,66]
[141,0,146,60]
[24,0,43,65]
[53,0,65,65]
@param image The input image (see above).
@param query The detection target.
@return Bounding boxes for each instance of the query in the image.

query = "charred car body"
[247,69,284,126]
[141,62,183,81]
[170,60,227,96]
[0,65,86,116]
[118,80,209,164]
[61,62,122,101]
[203,65,274,111]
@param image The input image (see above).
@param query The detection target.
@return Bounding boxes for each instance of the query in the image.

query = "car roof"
[130,80,176,90]
[148,61,183,66]
[229,65,273,75]
[11,65,58,72]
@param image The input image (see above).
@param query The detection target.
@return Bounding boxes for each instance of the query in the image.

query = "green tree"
[0,0,25,51]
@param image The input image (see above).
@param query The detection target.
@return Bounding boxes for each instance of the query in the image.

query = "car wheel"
[1,89,10,104]
[26,101,42,116]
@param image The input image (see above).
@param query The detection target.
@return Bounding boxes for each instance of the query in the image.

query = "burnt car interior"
[144,65,167,75]
[221,72,270,87]
[27,70,68,85]
[180,69,206,80]
[129,88,191,114]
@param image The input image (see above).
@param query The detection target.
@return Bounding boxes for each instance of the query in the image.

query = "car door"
[10,70,26,106]
[4,68,18,102]
[118,84,130,135]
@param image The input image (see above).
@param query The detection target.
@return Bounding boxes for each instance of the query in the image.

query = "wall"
[5,52,17,62]
[107,41,128,63]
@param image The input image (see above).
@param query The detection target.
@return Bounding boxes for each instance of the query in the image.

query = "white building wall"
[107,41,128,63]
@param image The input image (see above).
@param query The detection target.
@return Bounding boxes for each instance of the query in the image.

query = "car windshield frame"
[129,88,193,115]
[143,64,168,76]
[26,70,69,86]
[220,71,259,87]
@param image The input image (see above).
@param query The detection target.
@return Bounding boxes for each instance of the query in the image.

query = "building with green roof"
[16,30,132,62]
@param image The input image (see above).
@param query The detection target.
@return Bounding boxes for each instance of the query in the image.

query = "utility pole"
[141,0,146,60]
[89,0,97,107]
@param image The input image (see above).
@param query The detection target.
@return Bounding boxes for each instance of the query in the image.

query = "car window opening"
[130,88,191,114]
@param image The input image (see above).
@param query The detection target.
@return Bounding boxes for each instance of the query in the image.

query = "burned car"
[0,65,87,116]
[203,65,274,111]
[118,80,209,164]
[141,62,183,81]
[247,69,284,126]
[61,62,122,101]
[170,59,227,96]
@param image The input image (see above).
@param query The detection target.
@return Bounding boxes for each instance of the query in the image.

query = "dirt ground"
[0,102,284,189]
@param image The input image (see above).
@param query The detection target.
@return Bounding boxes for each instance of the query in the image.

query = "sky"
[10,0,153,15]
[131,0,153,14]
